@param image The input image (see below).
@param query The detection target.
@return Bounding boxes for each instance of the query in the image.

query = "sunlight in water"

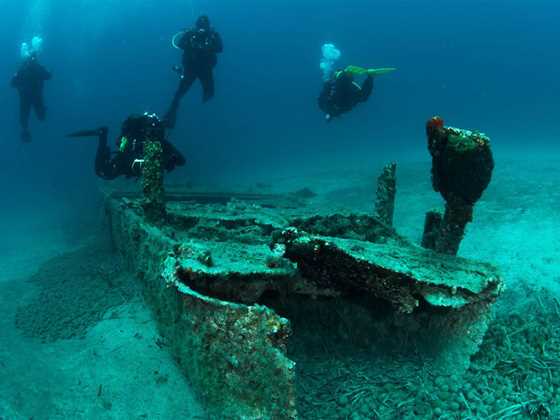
[24,0,50,36]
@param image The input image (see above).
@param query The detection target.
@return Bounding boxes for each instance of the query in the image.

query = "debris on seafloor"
[107,168,503,419]
[422,116,494,255]
[374,162,397,226]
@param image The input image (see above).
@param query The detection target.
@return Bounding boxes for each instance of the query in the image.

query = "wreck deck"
[107,191,502,419]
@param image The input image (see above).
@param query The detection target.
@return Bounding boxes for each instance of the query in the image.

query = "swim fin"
[366,67,397,76]
[66,127,108,138]
[345,65,397,76]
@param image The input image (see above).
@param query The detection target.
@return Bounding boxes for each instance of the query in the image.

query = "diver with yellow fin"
[67,113,186,180]
[318,64,396,121]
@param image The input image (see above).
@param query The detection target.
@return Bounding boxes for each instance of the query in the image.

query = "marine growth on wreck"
[103,118,506,418]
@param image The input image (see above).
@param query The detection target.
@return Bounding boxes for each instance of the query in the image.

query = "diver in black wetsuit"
[165,15,223,128]
[67,113,186,180]
[318,69,373,121]
[11,54,51,142]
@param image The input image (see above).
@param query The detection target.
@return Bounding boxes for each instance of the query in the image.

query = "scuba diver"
[67,113,186,180]
[11,36,51,143]
[319,67,373,121]
[164,15,223,128]
[318,65,396,121]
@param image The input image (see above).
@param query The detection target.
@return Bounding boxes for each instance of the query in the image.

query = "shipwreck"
[105,117,502,419]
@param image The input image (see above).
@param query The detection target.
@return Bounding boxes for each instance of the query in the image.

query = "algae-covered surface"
[447,127,491,154]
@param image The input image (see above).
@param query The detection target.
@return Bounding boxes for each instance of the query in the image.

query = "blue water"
[1,1,558,185]
[0,1,559,418]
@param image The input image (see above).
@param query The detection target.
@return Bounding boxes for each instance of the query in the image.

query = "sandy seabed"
[0,158,558,419]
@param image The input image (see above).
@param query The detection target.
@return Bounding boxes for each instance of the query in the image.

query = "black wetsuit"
[11,57,51,141]
[79,116,186,180]
[318,71,373,119]
[165,25,223,127]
